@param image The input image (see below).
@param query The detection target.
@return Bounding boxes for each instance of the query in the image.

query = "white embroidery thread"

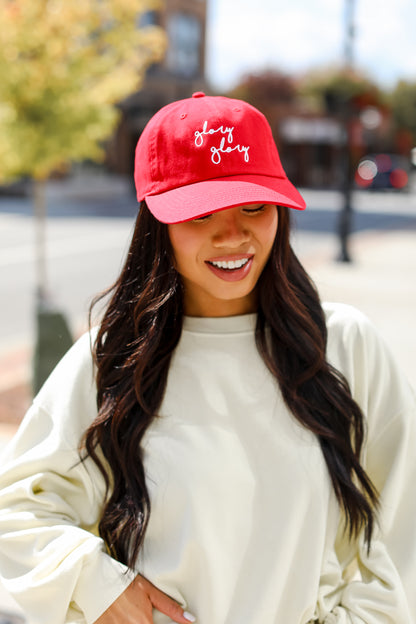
[194,120,250,164]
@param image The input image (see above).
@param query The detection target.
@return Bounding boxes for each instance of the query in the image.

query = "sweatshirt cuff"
[73,547,135,623]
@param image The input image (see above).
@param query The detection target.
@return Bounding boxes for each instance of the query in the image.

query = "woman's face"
[168,204,278,317]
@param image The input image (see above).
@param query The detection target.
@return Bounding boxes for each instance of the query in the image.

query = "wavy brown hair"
[81,202,378,569]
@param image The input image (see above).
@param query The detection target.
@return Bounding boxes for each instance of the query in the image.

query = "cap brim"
[144,175,306,224]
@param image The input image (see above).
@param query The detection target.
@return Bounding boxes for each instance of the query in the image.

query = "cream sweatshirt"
[0,303,415,624]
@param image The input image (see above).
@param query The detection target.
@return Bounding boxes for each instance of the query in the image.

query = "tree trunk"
[32,178,73,395]
[33,178,48,303]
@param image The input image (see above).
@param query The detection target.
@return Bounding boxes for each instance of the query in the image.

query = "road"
[1,180,415,354]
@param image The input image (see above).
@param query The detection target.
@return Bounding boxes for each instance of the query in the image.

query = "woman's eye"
[192,214,212,223]
[242,204,267,215]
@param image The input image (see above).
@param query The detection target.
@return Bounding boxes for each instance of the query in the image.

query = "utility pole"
[338,0,356,262]
[344,0,355,67]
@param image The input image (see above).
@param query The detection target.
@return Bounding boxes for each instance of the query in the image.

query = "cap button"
[192,91,205,98]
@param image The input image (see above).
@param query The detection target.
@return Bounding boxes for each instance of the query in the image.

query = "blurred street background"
[1,0,416,620]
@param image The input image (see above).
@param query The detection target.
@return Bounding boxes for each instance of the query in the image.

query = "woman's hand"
[94,574,196,623]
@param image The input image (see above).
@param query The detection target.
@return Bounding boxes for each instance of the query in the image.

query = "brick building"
[106,0,208,176]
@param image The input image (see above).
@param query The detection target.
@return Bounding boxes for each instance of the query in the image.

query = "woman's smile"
[205,254,254,282]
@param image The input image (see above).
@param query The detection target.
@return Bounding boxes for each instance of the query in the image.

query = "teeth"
[211,258,249,270]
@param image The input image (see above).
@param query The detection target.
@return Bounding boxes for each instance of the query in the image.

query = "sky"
[205,0,416,92]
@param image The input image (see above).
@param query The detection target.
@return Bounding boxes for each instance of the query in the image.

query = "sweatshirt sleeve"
[0,332,134,624]
[317,304,416,623]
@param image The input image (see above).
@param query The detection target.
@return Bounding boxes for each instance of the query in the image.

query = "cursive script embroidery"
[210,138,250,164]
[194,120,234,147]
[194,120,250,164]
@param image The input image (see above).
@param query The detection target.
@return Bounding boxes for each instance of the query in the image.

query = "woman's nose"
[212,211,250,247]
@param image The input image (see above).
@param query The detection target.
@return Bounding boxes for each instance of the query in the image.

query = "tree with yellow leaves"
[0,0,166,392]
[0,0,165,180]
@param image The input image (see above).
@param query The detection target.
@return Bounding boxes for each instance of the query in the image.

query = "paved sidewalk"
[304,228,416,388]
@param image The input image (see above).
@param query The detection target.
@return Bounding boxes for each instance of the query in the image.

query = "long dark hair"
[81,202,378,568]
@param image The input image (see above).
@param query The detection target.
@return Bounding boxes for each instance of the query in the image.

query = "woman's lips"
[205,255,254,282]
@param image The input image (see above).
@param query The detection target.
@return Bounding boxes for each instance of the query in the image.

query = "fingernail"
[183,611,196,622]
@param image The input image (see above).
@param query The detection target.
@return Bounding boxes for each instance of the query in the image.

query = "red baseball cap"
[134,92,306,224]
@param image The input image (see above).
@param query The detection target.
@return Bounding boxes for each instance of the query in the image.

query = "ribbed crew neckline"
[183,313,257,334]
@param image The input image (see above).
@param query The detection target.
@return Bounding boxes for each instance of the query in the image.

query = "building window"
[138,10,159,27]
[166,12,201,78]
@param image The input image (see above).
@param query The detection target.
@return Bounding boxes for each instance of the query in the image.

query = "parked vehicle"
[355,154,409,191]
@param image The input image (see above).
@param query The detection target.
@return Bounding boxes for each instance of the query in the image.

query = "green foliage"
[388,80,416,143]
[0,0,166,181]
[298,67,384,115]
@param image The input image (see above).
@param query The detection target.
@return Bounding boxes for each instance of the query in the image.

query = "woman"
[0,93,415,624]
